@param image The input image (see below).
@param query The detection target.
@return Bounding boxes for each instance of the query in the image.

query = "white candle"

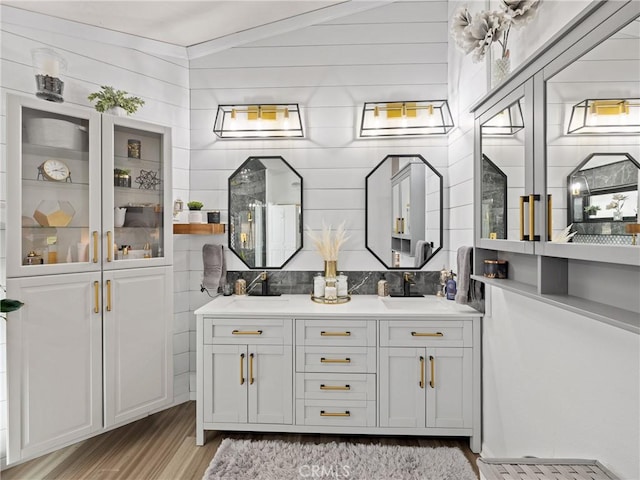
[42,58,59,77]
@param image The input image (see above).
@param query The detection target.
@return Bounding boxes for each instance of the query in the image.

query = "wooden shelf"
[173,223,225,235]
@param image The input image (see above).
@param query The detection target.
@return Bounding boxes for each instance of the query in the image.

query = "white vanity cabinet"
[195,295,482,452]
[198,318,293,444]
[379,321,473,430]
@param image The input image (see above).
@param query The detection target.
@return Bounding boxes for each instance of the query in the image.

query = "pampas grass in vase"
[305,221,350,280]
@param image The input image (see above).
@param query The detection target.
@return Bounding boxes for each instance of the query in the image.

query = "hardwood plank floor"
[2,401,479,479]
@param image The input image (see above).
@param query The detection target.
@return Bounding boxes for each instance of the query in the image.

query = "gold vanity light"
[213,103,304,138]
[481,99,524,135]
[567,98,640,134]
[359,100,454,137]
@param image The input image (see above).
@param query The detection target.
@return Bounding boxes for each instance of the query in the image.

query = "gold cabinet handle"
[320,331,351,336]
[106,280,112,312]
[520,195,541,241]
[93,281,100,314]
[429,355,435,389]
[249,353,255,385]
[547,194,553,241]
[411,331,443,337]
[529,194,536,242]
[320,384,351,391]
[240,353,245,385]
[232,330,263,335]
[320,410,350,417]
[106,231,113,262]
[320,357,351,363]
[92,231,99,263]
[419,355,425,389]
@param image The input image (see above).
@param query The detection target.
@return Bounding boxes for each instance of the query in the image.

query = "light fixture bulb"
[571,183,581,195]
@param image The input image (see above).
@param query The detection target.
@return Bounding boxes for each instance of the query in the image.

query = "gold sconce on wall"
[213,103,304,138]
[359,100,454,137]
[567,98,640,134]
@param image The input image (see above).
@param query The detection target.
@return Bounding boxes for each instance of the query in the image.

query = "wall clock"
[38,159,72,182]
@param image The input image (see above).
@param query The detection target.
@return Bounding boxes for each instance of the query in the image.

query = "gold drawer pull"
[92,231,99,263]
[320,331,351,336]
[232,330,263,335]
[411,331,444,337]
[106,280,112,312]
[320,357,351,364]
[240,353,245,385]
[320,410,350,417]
[320,384,351,391]
[419,355,425,389]
[106,231,113,262]
[429,355,435,389]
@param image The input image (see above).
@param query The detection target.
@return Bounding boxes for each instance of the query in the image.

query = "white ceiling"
[1,1,346,47]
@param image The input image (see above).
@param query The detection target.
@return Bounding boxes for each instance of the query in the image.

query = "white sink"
[380,297,448,311]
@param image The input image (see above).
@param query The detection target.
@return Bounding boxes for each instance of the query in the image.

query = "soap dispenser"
[445,270,457,300]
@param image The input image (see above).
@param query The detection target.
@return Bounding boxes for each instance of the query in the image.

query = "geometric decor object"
[33,200,75,227]
[213,103,304,138]
[359,100,454,137]
[481,99,524,135]
[567,98,640,134]
[135,169,161,190]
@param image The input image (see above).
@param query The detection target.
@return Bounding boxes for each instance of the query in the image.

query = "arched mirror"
[366,154,442,269]
[228,156,303,268]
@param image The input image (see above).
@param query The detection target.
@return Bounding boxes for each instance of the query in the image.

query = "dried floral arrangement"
[305,221,350,261]
[551,224,577,243]
[450,0,541,62]
[606,193,628,216]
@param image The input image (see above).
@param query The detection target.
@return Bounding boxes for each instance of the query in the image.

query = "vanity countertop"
[194,294,481,318]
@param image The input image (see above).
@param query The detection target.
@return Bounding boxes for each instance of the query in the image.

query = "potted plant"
[1,285,24,320]
[584,205,600,217]
[187,201,204,224]
[88,86,145,116]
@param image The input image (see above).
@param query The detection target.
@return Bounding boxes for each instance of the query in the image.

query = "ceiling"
[1,1,346,47]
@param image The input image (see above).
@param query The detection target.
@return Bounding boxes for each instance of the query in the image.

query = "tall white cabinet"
[5,94,173,464]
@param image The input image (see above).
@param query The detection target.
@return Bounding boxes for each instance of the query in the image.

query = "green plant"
[88,86,145,115]
[1,285,24,319]
[114,168,131,176]
[584,205,600,216]
[187,201,204,210]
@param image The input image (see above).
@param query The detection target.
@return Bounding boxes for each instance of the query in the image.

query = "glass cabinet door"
[101,116,172,269]
[542,13,640,264]
[476,83,535,253]
[6,95,102,277]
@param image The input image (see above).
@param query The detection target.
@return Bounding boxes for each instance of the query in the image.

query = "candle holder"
[32,48,66,103]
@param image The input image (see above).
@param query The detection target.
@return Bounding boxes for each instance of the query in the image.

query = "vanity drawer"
[295,373,375,401]
[296,319,376,347]
[203,318,292,345]
[380,320,471,347]
[296,346,376,373]
[295,399,376,427]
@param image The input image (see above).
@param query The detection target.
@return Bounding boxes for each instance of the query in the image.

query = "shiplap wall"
[448,1,639,477]
[0,5,190,467]
[186,1,452,388]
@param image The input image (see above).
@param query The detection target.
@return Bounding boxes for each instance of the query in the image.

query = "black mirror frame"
[566,152,639,224]
[228,155,303,269]
[365,154,443,270]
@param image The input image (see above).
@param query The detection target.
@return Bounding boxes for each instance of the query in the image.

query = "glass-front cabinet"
[6,94,172,277]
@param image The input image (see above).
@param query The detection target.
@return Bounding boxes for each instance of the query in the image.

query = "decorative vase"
[613,211,623,221]
[324,260,337,280]
[106,107,126,117]
[114,207,127,228]
[492,56,511,88]
[188,210,203,223]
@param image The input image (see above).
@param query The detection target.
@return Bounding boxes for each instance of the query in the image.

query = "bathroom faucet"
[247,271,281,296]
[260,271,269,295]
[403,272,416,297]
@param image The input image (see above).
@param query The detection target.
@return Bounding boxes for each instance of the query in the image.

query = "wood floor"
[2,401,479,479]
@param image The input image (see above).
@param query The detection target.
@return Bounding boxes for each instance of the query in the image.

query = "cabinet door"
[425,348,472,429]
[203,345,248,423]
[248,345,293,424]
[101,116,172,270]
[379,347,425,428]
[6,94,102,278]
[6,273,102,463]
[103,267,173,427]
